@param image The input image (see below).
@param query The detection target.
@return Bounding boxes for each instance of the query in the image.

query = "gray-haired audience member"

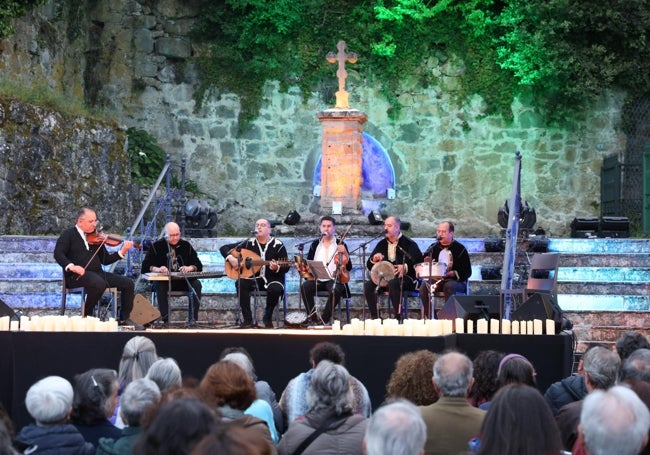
[96,378,161,455]
[16,376,94,454]
[223,351,284,434]
[419,351,485,455]
[145,358,182,391]
[615,331,650,362]
[619,348,650,382]
[555,345,620,451]
[579,385,650,455]
[364,399,426,455]
[277,360,367,455]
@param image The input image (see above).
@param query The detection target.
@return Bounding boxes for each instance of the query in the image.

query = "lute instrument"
[225,248,291,279]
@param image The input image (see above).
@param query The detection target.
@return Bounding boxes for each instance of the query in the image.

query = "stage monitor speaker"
[512,293,565,332]
[0,298,16,319]
[130,294,161,325]
[438,295,501,322]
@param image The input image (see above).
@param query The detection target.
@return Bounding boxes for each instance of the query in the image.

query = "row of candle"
[0,315,119,332]
[331,317,556,336]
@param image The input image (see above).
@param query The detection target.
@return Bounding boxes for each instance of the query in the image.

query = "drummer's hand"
[372,253,384,263]
[423,256,431,262]
[395,264,405,278]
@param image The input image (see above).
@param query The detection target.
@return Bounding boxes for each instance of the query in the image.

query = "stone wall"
[0,0,628,237]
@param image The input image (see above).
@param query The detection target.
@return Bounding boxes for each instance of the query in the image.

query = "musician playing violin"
[365,216,422,321]
[54,207,137,326]
[301,216,352,325]
[220,218,289,328]
[419,221,472,318]
[141,222,203,326]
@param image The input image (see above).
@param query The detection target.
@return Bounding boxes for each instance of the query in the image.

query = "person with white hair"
[96,378,161,455]
[364,399,426,455]
[145,357,182,392]
[278,360,367,454]
[578,385,650,455]
[16,375,94,454]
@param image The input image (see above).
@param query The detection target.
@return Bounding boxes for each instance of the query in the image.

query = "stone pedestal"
[316,108,367,213]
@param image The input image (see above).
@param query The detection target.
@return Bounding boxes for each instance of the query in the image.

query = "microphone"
[250,230,258,235]
[320,233,327,237]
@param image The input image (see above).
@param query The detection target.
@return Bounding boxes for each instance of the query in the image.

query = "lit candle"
[477,319,488,334]
[526,320,534,335]
[546,319,556,335]
[442,319,453,335]
[454,317,464,333]
[501,319,511,335]
[490,319,500,334]
[533,319,543,335]
[512,320,520,335]
[466,320,474,334]
[0,316,9,331]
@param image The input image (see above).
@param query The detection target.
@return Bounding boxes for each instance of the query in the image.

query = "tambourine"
[370,261,395,286]
[285,311,309,327]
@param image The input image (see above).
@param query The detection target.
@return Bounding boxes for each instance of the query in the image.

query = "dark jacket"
[16,423,95,455]
[141,238,203,274]
[54,227,123,282]
[543,375,587,415]
[95,426,141,455]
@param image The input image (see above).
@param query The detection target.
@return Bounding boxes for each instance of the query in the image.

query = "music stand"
[306,260,334,324]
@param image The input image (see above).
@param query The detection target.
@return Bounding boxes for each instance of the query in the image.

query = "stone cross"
[326,40,358,109]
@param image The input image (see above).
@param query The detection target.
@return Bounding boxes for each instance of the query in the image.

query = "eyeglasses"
[168,233,181,237]
[81,218,99,225]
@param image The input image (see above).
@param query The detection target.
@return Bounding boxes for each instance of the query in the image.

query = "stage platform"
[1,329,573,429]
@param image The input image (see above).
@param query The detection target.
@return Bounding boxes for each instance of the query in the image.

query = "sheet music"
[306,260,334,281]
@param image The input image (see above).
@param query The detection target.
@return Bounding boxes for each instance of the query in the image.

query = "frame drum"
[415,261,446,279]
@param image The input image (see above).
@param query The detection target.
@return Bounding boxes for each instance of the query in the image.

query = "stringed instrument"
[333,224,352,284]
[225,248,291,280]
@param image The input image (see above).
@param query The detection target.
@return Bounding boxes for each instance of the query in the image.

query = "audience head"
[386,350,439,406]
[71,368,119,425]
[616,331,650,361]
[309,341,346,368]
[120,378,161,427]
[581,345,619,390]
[307,360,354,416]
[468,350,504,406]
[364,399,426,455]
[579,385,650,455]
[432,351,473,398]
[190,423,273,455]
[132,397,218,455]
[24,375,74,425]
[496,353,536,388]
[145,358,182,391]
[118,336,159,389]
[219,346,258,380]
[199,360,256,411]
[222,352,255,379]
[619,348,650,383]
[478,384,562,455]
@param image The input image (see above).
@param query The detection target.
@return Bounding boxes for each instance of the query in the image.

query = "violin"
[333,224,352,284]
[86,230,142,249]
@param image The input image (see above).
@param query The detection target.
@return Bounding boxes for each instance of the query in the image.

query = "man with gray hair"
[556,345,620,451]
[96,377,160,455]
[419,351,485,455]
[619,348,650,383]
[16,376,94,454]
[364,399,426,455]
[578,385,650,455]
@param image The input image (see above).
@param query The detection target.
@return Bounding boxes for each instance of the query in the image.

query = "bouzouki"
[225,248,291,280]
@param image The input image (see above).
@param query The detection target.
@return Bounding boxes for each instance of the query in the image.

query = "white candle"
[0,316,9,331]
[490,319,500,334]
[331,320,341,333]
[428,320,442,337]
[501,319,511,335]
[546,319,556,335]
[526,320,534,335]
[477,319,488,334]
[512,320,520,335]
[466,320,474,334]
[442,319,453,335]
[454,318,464,333]
[9,320,19,331]
[402,320,414,336]
[533,319,543,335]
[341,324,353,335]
[20,316,30,331]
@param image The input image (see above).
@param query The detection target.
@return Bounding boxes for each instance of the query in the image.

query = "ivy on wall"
[0,0,46,37]
[191,0,650,127]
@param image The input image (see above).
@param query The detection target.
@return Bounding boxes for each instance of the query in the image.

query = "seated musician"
[220,218,289,329]
[53,207,137,327]
[364,216,422,321]
[141,222,203,326]
[419,221,472,318]
[300,216,352,325]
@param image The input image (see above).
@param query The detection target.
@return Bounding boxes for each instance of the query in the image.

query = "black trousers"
[236,278,284,324]
[363,276,417,319]
[154,279,202,323]
[301,279,348,323]
[70,270,134,321]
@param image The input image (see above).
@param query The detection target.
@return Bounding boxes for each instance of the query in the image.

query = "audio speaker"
[130,294,161,325]
[512,293,566,332]
[0,298,16,319]
[438,295,501,322]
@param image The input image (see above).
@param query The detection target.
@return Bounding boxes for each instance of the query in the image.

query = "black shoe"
[262,320,274,329]
[120,319,145,331]
[238,321,255,329]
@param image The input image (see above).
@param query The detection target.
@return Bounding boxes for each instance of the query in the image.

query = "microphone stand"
[349,230,387,321]
[165,238,173,325]
[177,256,201,327]
[294,236,320,313]
[230,233,255,326]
